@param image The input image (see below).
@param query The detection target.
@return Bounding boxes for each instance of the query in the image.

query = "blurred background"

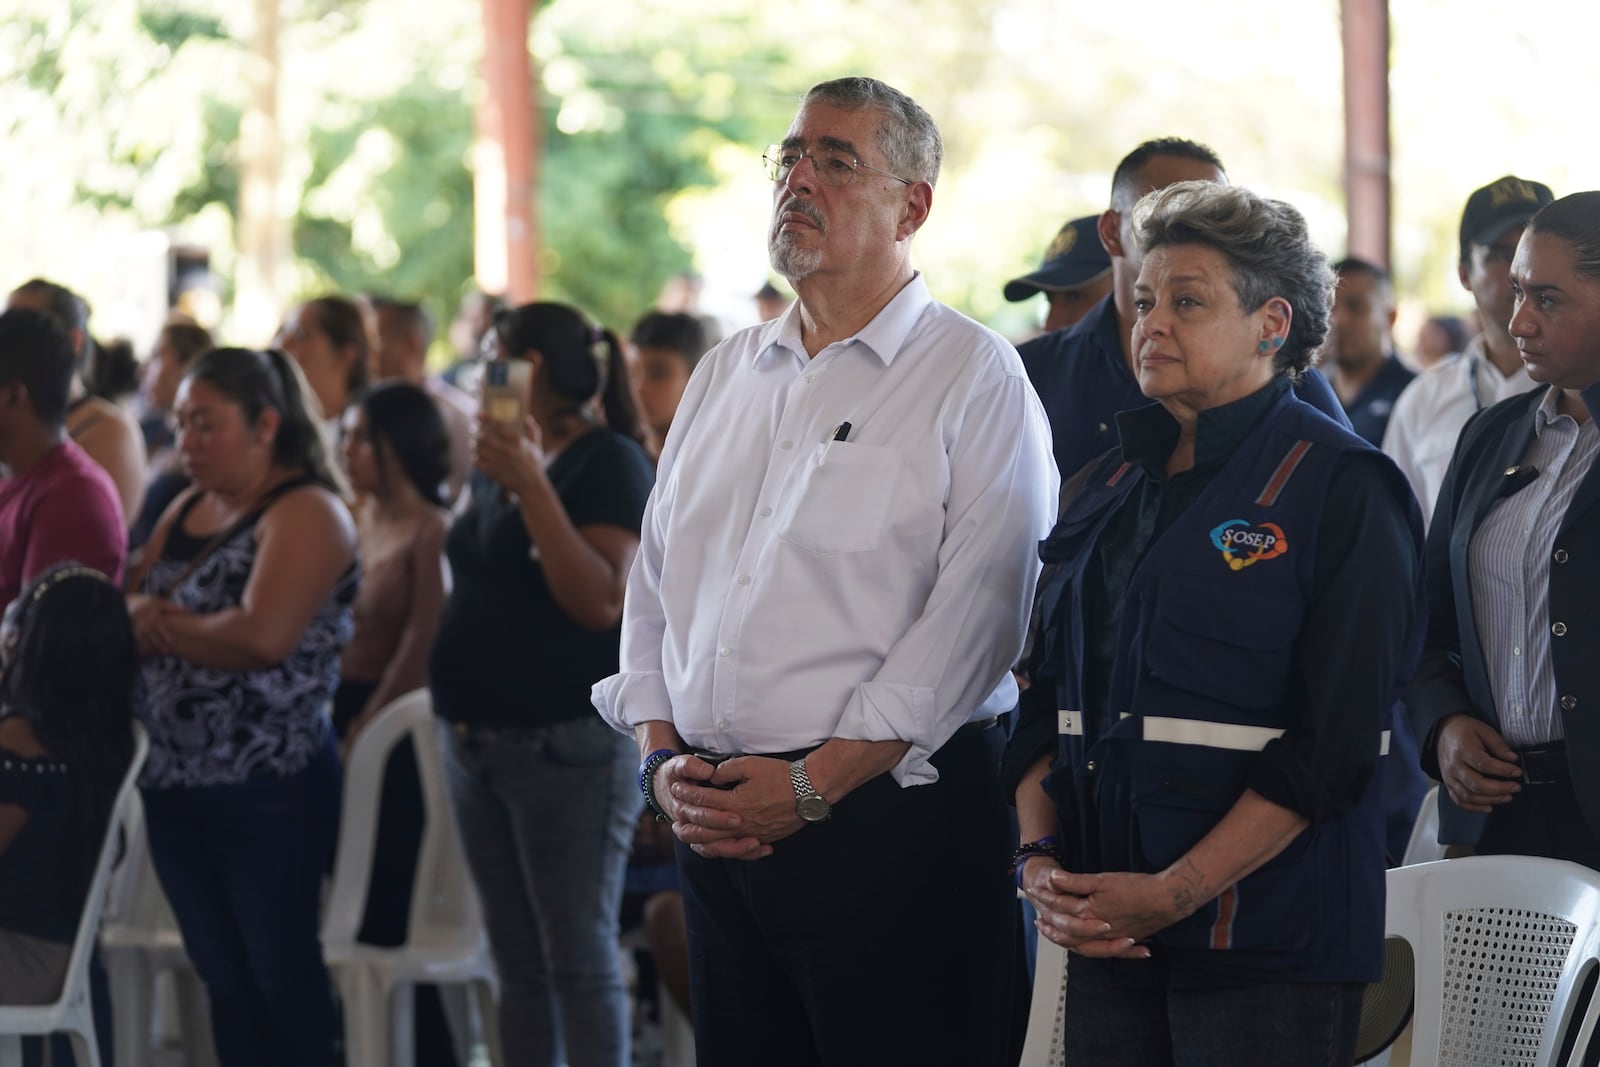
[3,0,1599,361]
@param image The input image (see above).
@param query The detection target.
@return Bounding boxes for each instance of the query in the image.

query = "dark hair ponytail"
[184,347,351,499]
[595,327,643,445]
[495,302,644,445]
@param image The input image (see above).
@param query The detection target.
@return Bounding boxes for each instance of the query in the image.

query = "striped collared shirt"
[1469,387,1600,747]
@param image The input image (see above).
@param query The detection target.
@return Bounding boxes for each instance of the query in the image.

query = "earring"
[1256,340,1271,354]
[1272,337,1285,348]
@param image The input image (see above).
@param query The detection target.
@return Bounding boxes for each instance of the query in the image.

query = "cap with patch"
[1459,176,1554,262]
[1004,215,1112,302]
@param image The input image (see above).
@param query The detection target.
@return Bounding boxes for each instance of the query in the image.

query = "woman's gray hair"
[1132,181,1334,379]
[802,77,943,187]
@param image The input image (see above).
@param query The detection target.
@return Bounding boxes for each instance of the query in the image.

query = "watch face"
[797,794,831,823]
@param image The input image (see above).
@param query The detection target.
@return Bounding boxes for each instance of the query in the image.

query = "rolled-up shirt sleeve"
[833,374,1058,785]
[1246,451,1423,822]
[591,419,684,734]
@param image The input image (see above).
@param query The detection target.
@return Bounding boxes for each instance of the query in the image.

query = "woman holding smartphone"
[429,302,653,1067]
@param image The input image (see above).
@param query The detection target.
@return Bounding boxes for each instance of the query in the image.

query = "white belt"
[1059,711,1390,755]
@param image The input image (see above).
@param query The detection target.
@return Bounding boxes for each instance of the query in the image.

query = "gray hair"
[802,77,943,187]
[1133,181,1333,379]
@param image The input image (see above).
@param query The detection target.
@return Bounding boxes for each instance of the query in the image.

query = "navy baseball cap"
[1004,215,1113,302]
[1459,176,1554,262]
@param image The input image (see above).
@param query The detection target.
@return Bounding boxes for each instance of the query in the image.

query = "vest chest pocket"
[1144,572,1305,710]
[779,443,901,555]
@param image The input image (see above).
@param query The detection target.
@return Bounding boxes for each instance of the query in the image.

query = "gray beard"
[770,234,821,281]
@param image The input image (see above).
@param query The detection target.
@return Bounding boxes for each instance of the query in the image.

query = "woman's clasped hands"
[126,594,190,658]
[1022,856,1207,960]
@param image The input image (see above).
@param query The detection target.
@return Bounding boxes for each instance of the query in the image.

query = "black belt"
[1516,742,1568,786]
[706,716,1000,763]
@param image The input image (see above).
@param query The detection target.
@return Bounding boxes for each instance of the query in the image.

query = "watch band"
[789,757,831,822]
[639,748,677,822]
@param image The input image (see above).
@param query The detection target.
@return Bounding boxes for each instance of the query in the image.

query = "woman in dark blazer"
[1408,190,1600,863]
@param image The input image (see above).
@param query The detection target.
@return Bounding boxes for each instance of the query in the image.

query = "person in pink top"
[0,308,126,611]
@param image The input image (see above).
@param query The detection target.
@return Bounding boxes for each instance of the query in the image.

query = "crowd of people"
[1,71,1598,1067]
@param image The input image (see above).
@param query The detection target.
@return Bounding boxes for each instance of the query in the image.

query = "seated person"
[0,308,126,611]
[335,380,455,1065]
[0,564,138,1006]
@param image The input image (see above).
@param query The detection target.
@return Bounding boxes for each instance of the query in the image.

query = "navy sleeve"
[1247,451,1423,821]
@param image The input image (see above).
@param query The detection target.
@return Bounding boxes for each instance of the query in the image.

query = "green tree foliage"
[293,77,475,316]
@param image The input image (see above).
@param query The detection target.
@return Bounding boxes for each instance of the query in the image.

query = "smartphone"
[481,360,531,426]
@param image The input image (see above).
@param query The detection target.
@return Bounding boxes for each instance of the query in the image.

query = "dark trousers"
[333,682,459,1067]
[1477,752,1600,869]
[676,725,1013,1067]
[1062,955,1363,1067]
[142,737,342,1067]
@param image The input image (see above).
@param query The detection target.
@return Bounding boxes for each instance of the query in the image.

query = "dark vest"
[1036,390,1422,983]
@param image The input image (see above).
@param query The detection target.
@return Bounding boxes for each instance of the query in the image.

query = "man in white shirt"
[1382,176,1552,527]
[592,76,1056,1064]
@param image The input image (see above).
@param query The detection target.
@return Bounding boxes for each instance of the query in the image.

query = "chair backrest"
[1387,855,1600,1066]
[62,723,149,994]
[98,787,182,938]
[1401,785,1448,867]
[322,688,484,954]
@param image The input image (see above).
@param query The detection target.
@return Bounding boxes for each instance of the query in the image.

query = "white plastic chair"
[1361,785,1450,1066]
[1017,908,1068,1067]
[618,926,696,1067]
[1381,855,1600,1066]
[1401,785,1448,867]
[321,688,502,1067]
[0,723,149,1067]
[97,788,218,1067]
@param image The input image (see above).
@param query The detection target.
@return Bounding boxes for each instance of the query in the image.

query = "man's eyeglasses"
[762,145,912,188]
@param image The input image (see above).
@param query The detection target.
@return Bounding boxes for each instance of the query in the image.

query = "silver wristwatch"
[789,757,832,823]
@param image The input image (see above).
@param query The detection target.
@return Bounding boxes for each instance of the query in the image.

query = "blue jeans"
[142,737,341,1067]
[439,714,641,1067]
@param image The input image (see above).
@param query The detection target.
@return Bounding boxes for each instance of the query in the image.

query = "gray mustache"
[775,198,825,233]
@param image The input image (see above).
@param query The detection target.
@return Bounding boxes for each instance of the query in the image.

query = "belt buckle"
[1519,745,1561,787]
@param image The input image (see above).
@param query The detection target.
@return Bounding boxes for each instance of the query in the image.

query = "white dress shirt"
[1469,387,1600,748]
[1382,334,1537,530]
[592,274,1057,786]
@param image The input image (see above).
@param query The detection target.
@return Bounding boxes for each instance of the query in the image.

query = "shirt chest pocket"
[779,442,901,554]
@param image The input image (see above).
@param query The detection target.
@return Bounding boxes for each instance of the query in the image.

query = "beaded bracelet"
[1009,836,1062,888]
[639,747,678,822]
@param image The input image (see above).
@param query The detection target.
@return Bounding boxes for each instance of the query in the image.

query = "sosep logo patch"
[1209,520,1288,571]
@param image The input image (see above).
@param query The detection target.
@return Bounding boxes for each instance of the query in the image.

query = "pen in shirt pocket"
[819,420,851,462]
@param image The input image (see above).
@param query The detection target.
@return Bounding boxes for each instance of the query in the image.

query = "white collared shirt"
[591,274,1057,786]
[1469,387,1600,747]
[1381,334,1537,530]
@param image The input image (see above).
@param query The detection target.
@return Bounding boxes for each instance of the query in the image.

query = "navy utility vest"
[1035,389,1422,984]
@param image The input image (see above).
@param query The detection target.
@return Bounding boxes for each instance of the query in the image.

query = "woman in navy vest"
[1409,192,1600,869]
[1002,181,1425,1066]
